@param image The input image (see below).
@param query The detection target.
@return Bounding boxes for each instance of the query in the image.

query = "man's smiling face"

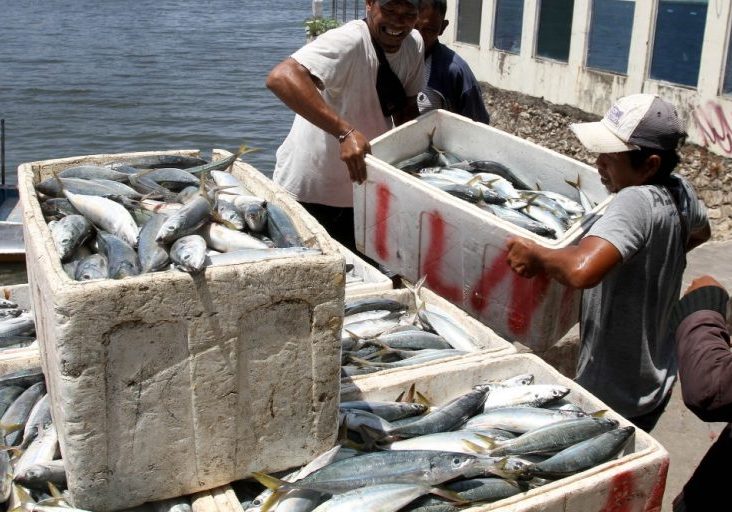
[366,0,419,53]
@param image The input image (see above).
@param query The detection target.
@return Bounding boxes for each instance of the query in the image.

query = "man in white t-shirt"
[266,0,424,252]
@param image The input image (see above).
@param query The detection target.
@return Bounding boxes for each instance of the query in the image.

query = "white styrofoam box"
[341,287,515,384]
[18,149,345,511]
[354,109,612,350]
[335,241,393,295]
[0,283,40,376]
[341,353,669,512]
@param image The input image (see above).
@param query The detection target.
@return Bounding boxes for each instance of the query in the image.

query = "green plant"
[304,17,341,38]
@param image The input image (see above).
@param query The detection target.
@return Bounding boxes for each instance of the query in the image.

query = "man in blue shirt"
[415,0,490,123]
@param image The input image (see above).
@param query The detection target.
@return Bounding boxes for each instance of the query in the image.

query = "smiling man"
[506,94,711,432]
[266,0,424,254]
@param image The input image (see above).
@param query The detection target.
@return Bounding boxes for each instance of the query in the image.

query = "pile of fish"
[238,374,635,511]
[341,281,479,378]
[35,147,320,281]
[391,143,597,239]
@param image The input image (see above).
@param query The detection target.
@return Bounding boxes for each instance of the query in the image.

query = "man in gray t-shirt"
[506,94,710,432]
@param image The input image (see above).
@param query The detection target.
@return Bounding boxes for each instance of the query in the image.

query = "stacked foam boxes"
[336,241,394,295]
[342,287,516,384]
[341,353,669,512]
[0,283,40,375]
[18,149,344,511]
[354,109,611,351]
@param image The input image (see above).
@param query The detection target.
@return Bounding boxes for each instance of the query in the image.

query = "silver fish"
[137,214,171,273]
[155,195,211,244]
[96,231,141,279]
[170,235,208,273]
[64,190,140,248]
[74,253,108,281]
[529,426,635,478]
[201,223,269,252]
[487,416,619,457]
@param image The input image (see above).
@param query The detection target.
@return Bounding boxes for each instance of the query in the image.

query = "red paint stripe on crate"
[507,272,550,336]
[644,456,669,512]
[600,471,636,512]
[374,183,391,260]
[469,249,511,312]
[422,211,461,301]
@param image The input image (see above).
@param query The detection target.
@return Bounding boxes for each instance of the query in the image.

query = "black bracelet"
[337,128,355,143]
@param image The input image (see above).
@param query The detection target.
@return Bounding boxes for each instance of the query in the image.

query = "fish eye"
[452,456,462,465]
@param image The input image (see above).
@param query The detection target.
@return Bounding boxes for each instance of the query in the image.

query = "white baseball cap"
[570,94,685,153]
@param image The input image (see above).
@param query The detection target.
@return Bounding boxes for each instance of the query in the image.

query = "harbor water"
[0,0,314,183]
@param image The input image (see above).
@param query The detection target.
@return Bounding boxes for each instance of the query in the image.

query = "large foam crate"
[342,287,516,385]
[18,149,345,511]
[354,109,611,351]
[341,352,669,512]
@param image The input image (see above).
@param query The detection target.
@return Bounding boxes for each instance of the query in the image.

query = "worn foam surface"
[354,109,611,350]
[19,149,345,511]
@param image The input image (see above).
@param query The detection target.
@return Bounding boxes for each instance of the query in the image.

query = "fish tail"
[415,390,433,407]
[473,433,498,449]
[565,173,581,189]
[250,472,288,492]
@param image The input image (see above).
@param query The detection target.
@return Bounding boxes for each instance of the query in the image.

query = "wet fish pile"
[391,143,597,239]
[35,148,320,281]
[238,374,635,511]
[341,283,478,378]
[0,366,64,508]
[0,299,35,353]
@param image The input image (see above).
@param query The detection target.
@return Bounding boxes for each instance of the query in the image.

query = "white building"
[441,0,732,158]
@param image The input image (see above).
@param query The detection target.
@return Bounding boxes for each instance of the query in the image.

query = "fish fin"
[250,472,288,492]
[415,390,433,407]
[210,210,237,230]
[234,143,260,160]
[394,390,405,402]
[342,329,362,343]
[47,482,64,499]
[429,487,470,505]
[590,409,609,417]
[473,433,498,449]
[0,422,25,435]
[486,457,527,480]
[348,355,377,368]
[357,424,390,445]
[466,175,483,188]
[462,439,489,454]
[403,382,416,403]
[259,490,285,512]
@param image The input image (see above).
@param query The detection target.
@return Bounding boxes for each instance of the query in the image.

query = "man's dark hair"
[420,0,447,17]
[628,146,682,184]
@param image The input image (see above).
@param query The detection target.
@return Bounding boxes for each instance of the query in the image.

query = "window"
[457,0,483,45]
[724,29,732,94]
[650,0,708,87]
[536,0,575,62]
[493,0,524,53]
[586,0,634,74]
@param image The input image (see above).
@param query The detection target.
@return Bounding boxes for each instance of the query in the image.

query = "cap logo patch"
[606,105,623,126]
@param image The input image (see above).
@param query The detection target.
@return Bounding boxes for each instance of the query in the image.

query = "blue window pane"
[494,0,524,53]
[723,25,732,93]
[536,0,575,62]
[650,1,708,87]
[457,0,483,45]
[587,0,634,74]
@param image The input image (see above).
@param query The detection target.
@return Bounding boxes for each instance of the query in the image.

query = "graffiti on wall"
[692,100,732,155]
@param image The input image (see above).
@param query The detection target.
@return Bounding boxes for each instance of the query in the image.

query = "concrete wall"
[443,0,732,159]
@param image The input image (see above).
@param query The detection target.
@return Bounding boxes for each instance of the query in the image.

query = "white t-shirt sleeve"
[291,24,363,94]
[586,188,650,261]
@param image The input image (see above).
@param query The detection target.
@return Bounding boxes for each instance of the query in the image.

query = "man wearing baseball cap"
[267,0,423,255]
[507,94,711,431]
